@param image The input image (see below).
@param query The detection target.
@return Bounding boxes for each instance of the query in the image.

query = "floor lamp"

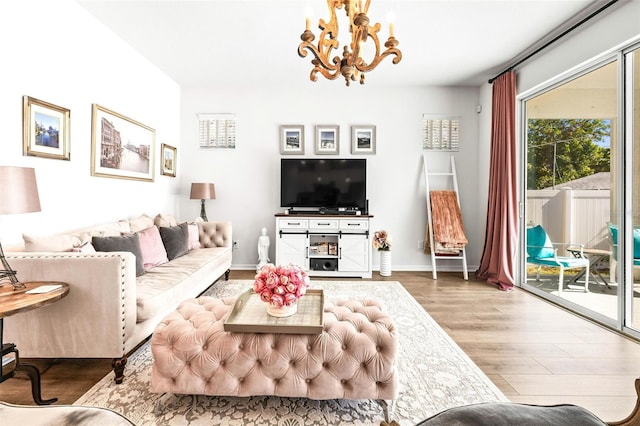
[190,183,216,222]
[0,166,41,290]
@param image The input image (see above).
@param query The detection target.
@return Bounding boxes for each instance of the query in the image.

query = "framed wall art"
[280,124,304,155]
[314,125,339,155]
[351,125,376,155]
[23,96,70,160]
[91,104,155,182]
[160,143,177,177]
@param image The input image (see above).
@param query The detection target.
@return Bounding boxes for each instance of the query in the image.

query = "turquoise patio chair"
[526,225,590,293]
[607,223,640,282]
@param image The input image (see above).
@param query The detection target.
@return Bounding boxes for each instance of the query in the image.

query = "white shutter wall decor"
[198,113,236,148]
[422,115,460,151]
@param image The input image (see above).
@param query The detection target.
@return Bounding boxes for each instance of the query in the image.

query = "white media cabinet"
[275,214,373,278]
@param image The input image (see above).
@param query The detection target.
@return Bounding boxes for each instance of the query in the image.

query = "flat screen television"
[280,159,366,211]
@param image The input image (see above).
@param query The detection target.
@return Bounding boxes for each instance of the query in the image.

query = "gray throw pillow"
[416,403,607,426]
[92,233,145,277]
[159,222,189,260]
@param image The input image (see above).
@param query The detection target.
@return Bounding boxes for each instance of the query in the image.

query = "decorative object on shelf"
[90,104,155,182]
[373,229,392,276]
[256,227,270,272]
[280,125,305,155]
[0,166,41,290]
[189,182,216,221]
[315,125,340,155]
[160,144,177,177]
[351,124,376,155]
[22,96,70,161]
[298,0,402,86]
[254,263,310,318]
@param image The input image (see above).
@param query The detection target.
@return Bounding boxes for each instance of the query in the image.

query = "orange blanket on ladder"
[425,190,468,254]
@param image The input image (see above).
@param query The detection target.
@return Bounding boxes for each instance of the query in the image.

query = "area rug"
[75,280,507,425]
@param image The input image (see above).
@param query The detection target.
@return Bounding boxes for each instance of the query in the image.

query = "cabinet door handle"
[318,222,330,226]
[287,222,301,226]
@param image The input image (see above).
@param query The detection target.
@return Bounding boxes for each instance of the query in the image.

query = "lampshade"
[0,166,41,215]
[190,183,216,200]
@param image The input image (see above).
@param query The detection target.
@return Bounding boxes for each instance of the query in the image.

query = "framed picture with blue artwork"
[23,96,70,160]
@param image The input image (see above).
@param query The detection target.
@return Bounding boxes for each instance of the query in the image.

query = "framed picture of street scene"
[351,124,376,155]
[23,96,70,160]
[160,143,177,177]
[280,124,304,155]
[314,124,339,155]
[91,104,155,182]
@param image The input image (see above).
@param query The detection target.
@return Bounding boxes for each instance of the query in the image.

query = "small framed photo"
[91,104,155,182]
[160,143,177,177]
[280,125,304,155]
[351,125,376,155]
[23,96,70,160]
[315,125,339,155]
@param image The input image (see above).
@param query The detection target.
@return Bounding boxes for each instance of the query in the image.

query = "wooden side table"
[0,281,69,405]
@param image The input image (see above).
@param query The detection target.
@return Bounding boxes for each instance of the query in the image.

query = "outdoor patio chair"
[526,225,590,293]
[606,223,640,283]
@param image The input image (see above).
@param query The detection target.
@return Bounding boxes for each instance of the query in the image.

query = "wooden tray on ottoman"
[223,289,324,334]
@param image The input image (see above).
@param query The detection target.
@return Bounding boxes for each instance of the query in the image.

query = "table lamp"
[189,183,215,221]
[0,166,41,290]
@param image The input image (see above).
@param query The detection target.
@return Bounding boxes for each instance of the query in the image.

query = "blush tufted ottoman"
[149,295,398,419]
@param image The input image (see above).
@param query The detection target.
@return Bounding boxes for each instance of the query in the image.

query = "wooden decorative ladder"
[423,154,468,280]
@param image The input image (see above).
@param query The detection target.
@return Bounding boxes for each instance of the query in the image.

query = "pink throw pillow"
[188,224,201,250]
[137,226,169,269]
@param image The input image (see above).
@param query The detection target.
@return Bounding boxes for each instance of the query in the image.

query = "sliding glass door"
[521,43,640,337]
[626,47,640,333]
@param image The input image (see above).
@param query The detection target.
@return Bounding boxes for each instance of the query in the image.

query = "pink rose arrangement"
[254,263,310,308]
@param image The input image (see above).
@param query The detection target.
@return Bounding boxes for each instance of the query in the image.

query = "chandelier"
[298,0,402,86]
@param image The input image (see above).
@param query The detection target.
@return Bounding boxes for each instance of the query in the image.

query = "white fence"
[526,189,611,252]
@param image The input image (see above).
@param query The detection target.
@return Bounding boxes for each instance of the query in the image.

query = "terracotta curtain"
[475,71,518,291]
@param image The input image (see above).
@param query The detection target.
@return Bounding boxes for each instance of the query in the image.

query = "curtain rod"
[488,0,620,84]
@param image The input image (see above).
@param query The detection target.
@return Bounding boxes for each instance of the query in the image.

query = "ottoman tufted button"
[340,379,346,384]
[307,344,312,350]
[203,345,208,350]
[322,362,328,367]
[361,362,367,368]
[342,345,347,350]
[239,377,244,383]
[220,360,226,366]
[305,379,311,384]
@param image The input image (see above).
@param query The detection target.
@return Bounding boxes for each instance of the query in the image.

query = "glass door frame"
[516,48,637,336]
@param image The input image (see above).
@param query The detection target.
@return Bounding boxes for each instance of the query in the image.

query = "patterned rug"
[74,280,507,425]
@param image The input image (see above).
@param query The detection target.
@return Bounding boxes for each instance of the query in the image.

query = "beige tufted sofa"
[5,217,232,384]
[150,296,398,419]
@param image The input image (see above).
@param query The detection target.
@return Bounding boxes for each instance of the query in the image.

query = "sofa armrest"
[3,251,138,358]
[199,221,232,248]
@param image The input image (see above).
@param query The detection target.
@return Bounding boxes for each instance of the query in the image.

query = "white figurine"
[257,227,270,272]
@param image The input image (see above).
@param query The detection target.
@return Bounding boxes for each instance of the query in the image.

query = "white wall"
[180,84,483,271]
[0,0,181,246]
[517,0,640,95]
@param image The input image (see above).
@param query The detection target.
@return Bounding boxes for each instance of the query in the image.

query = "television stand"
[274,213,373,278]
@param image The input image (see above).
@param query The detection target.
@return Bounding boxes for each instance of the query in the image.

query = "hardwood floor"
[1,270,639,423]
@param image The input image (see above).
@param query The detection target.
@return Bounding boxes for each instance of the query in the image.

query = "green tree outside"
[527,119,611,190]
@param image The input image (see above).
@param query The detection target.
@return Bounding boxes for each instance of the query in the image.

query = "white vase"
[266,302,298,317]
[379,250,392,276]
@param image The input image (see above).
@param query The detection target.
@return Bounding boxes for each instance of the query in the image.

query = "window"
[198,113,236,148]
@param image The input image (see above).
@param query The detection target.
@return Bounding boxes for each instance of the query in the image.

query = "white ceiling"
[77,0,595,89]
